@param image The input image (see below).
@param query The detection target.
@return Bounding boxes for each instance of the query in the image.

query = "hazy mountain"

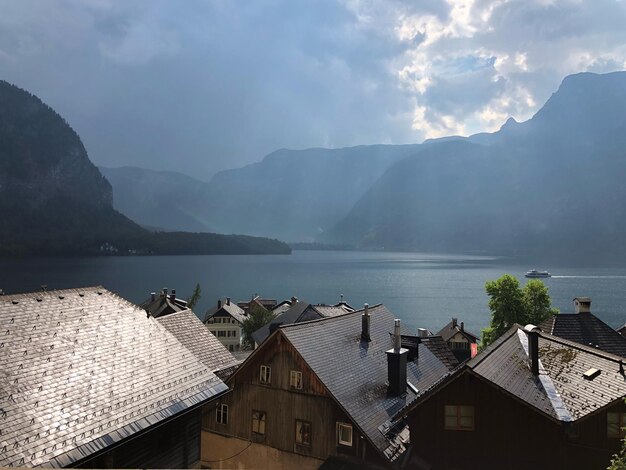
[326,71,626,263]
[104,145,422,241]
[0,80,289,256]
[99,166,213,232]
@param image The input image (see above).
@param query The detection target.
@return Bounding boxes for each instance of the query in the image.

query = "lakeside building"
[540,297,626,357]
[436,317,480,362]
[251,299,354,348]
[204,298,248,352]
[400,324,626,469]
[140,287,188,318]
[0,287,229,468]
[238,295,278,314]
[201,304,456,469]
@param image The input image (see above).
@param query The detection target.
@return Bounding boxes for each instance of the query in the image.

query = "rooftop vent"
[583,368,601,380]
[524,324,540,375]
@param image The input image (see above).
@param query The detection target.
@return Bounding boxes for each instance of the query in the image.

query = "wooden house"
[436,317,479,362]
[140,287,188,318]
[399,324,626,469]
[201,304,455,469]
[0,287,229,468]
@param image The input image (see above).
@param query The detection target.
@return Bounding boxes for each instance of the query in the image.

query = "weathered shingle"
[540,313,626,357]
[156,309,239,374]
[0,287,228,468]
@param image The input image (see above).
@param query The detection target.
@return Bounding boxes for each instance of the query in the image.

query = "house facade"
[201,304,454,469]
[204,298,248,352]
[436,317,479,362]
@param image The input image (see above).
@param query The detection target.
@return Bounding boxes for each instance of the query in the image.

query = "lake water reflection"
[2,250,626,335]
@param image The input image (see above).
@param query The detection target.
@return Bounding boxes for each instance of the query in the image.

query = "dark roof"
[156,309,240,375]
[540,312,626,357]
[251,301,323,346]
[0,287,228,468]
[203,299,247,324]
[140,290,188,318]
[436,317,479,343]
[465,325,626,422]
[419,336,460,371]
[279,305,451,461]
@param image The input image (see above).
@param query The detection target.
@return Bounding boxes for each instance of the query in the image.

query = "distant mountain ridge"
[326,71,626,263]
[0,80,290,256]
[102,71,626,263]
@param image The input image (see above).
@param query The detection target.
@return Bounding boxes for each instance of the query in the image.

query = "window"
[450,341,469,350]
[218,331,226,337]
[337,422,353,446]
[252,411,266,435]
[295,420,311,446]
[228,344,234,352]
[290,370,303,390]
[260,365,271,384]
[608,412,626,438]
[216,404,228,424]
[444,405,474,431]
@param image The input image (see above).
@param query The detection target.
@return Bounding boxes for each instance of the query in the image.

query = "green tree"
[187,283,202,310]
[241,305,276,349]
[481,274,558,348]
[608,436,626,470]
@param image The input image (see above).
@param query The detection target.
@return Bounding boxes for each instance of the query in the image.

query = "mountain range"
[105,71,626,263]
[0,80,290,256]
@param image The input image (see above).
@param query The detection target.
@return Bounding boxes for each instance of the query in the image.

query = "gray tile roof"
[280,305,451,461]
[252,301,323,346]
[540,312,626,357]
[203,299,247,324]
[156,309,239,374]
[0,287,228,468]
[418,336,460,371]
[467,325,626,422]
[314,304,353,318]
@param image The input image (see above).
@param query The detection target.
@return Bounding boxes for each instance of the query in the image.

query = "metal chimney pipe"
[361,303,371,342]
[394,319,402,352]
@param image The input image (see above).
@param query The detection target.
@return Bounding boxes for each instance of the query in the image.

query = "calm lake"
[1,250,625,335]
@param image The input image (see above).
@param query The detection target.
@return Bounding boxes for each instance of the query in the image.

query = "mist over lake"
[2,250,625,335]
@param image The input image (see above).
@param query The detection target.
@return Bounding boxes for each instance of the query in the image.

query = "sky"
[1,0,626,180]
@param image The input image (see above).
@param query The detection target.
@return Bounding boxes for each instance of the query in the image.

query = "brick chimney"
[386,319,408,395]
[524,324,540,375]
[452,317,458,328]
[226,297,231,306]
[574,297,591,314]
[170,289,176,301]
[217,299,222,309]
[361,303,371,342]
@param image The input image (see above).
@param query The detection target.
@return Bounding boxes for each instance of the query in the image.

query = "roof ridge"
[466,324,521,368]
[278,303,385,330]
[1,285,106,299]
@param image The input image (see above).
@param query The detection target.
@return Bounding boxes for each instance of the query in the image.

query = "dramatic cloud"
[0,0,625,178]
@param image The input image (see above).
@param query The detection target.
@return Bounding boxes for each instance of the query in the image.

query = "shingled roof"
[279,305,451,462]
[466,325,626,422]
[156,309,240,378]
[0,287,228,468]
[140,289,188,318]
[436,317,479,343]
[540,312,626,357]
[203,299,247,324]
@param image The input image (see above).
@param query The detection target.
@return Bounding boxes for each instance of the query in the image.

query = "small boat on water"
[525,269,551,278]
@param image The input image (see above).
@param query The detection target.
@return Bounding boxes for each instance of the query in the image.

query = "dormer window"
[337,422,353,446]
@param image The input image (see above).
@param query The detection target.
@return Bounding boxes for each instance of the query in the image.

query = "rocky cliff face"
[0,81,112,209]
